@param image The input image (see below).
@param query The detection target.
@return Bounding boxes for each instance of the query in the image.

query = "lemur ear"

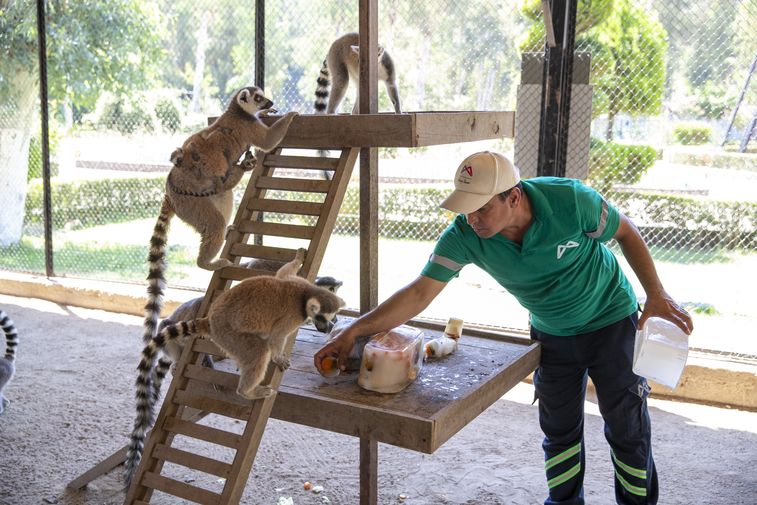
[350,45,359,55]
[305,297,322,318]
[238,89,251,103]
[377,46,385,59]
[170,147,183,165]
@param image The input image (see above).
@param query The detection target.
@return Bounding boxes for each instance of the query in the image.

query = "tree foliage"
[0,0,164,114]
[519,0,668,140]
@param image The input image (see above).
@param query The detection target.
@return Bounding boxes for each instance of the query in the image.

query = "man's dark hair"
[497,181,523,201]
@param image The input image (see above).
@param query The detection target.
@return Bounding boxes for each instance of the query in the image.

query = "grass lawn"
[1,219,754,356]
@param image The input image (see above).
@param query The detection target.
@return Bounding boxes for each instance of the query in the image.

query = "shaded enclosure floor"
[0,293,755,504]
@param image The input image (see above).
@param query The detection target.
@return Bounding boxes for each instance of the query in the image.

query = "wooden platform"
[209,111,515,148]
[192,321,540,454]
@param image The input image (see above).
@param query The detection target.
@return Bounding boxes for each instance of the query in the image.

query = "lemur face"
[312,276,344,333]
[236,86,274,115]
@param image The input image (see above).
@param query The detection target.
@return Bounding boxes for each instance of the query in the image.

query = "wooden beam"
[360,438,378,505]
[359,0,379,314]
[254,112,515,148]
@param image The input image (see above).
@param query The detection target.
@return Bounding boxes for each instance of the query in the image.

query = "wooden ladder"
[123,146,359,504]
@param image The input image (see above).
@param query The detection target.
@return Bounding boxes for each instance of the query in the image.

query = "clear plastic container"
[358,325,425,393]
[633,316,690,389]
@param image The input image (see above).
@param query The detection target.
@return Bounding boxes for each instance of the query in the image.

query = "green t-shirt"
[421,177,637,336]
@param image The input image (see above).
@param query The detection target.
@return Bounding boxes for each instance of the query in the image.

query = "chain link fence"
[1,0,755,353]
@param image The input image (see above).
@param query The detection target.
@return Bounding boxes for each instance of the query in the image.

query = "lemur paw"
[272,356,291,371]
[240,151,257,171]
[225,224,237,238]
[294,247,307,263]
[238,385,275,400]
[200,258,233,271]
[258,108,278,118]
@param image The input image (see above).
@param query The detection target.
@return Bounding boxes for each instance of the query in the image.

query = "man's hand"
[314,326,356,373]
[639,290,693,335]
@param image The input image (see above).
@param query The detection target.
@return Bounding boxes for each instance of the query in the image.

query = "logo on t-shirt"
[556,240,579,259]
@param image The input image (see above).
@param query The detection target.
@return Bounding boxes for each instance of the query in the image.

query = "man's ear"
[510,187,522,207]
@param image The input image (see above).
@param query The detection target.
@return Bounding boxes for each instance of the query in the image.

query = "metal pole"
[36,0,54,277]
[253,0,265,246]
[537,0,578,177]
[254,0,265,90]
[721,51,757,146]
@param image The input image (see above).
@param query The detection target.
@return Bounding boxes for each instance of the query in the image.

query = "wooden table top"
[265,324,540,454]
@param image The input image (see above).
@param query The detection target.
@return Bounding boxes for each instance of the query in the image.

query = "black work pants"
[531,313,658,505]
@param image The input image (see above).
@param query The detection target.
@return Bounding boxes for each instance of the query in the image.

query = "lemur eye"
[254,94,262,102]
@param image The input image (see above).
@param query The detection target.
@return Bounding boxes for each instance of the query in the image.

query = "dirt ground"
[0,293,755,505]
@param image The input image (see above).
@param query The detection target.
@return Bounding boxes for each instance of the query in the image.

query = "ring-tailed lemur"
[0,309,19,415]
[313,32,401,179]
[314,32,401,115]
[147,262,343,407]
[142,86,298,363]
[124,248,344,487]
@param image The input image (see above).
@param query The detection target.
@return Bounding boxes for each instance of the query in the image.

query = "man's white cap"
[440,151,521,214]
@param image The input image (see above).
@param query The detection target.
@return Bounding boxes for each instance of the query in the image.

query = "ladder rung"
[192,338,226,357]
[185,363,239,390]
[164,417,241,449]
[264,154,340,170]
[247,198,323,216]
[256,176,331,193]
[142,471,220,505]
[173,389,252,420]
[237,221,315,239]
[218,266,272,282]
[154,443,232,478]
[229,244,301,262]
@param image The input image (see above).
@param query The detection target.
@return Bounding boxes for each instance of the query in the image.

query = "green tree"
[0,0,162,245]
[519,0,668,140]
[587,0,668,140]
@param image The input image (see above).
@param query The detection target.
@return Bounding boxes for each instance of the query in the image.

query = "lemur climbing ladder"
[123,146,359,504]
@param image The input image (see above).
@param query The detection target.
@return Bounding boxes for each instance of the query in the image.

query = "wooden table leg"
[359,437,378,505]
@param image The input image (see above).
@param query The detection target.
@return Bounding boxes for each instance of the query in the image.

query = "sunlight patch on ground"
[647,397,757,434]
[0,293,68,316]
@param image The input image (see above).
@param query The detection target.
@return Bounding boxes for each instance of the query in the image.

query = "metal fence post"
[36,0,54,277]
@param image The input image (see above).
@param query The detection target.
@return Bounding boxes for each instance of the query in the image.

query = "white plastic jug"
[633,316,689,390]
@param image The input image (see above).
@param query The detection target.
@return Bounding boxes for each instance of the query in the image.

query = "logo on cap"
[461,165,473,177]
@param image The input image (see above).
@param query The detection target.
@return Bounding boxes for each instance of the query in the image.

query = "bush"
[24,177,753,252]
[25,176,165,229]
[615,190,755,250]
[96,94,154,135]
[155,97,182,133]
[664,148,757,171]
[588,138,658,193]
[672,123,712,145]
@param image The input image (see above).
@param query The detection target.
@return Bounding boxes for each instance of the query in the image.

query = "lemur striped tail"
[124,318,210,489]
[313,60,332,173]
[314,59,330,113]
[1,310,18,362]
[143,197,174,346]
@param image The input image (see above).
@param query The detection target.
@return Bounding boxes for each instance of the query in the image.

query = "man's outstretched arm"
[613,213,693,334]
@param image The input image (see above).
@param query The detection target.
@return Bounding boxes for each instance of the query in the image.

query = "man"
[314,151,693,505]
